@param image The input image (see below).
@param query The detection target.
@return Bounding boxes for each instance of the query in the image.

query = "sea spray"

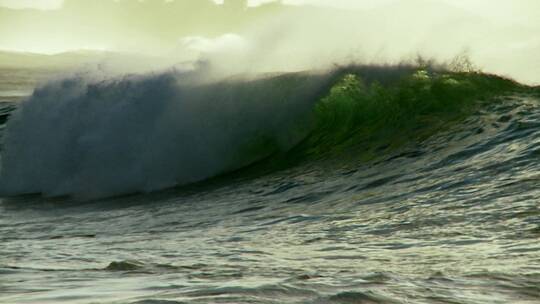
[0,69,329,199]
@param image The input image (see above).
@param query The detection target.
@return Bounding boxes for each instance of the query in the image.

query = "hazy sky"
[1,0,538,27]
[0,0,537,16]
[0,0,538,84]
[0,0,63,9]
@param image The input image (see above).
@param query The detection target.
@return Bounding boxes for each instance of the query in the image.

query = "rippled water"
[1,74,540,303]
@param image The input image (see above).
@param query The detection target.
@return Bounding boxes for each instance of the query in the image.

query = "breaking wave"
[0,64,528,199]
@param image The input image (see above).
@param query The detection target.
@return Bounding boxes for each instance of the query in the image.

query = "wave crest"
[0,65,521,199]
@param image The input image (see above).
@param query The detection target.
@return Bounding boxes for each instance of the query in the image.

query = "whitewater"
[0,63,539,304]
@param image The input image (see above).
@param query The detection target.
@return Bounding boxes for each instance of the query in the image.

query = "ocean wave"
[0,68,330,199]
[0,65,527,199]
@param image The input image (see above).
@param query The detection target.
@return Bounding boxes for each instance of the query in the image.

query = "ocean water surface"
[0,66,539,304]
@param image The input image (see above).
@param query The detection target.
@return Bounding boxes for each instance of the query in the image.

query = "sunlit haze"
[0,0,538,84]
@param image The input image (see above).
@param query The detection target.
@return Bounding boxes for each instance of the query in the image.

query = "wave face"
[0,65,523,199]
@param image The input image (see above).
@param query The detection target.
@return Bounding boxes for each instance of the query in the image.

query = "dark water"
[0,68,539,304]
